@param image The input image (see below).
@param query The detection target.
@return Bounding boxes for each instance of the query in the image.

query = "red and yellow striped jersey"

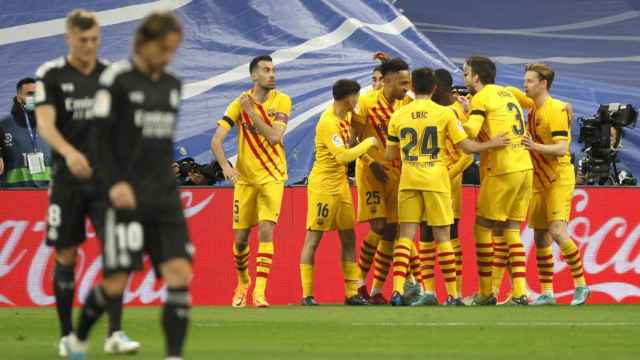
[307,105,353,193]
[353,88,412,168]
[507,87,572,190]
[464,84,533,176]
[217,89,291,185]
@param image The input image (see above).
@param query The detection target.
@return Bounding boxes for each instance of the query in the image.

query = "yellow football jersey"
[217,89,291,185]
[443,101,472,172]
[307,105,353,193]
[507,87,572,190]
[387,99,468,192]
[464,84,533,176]
[354,88,412,167]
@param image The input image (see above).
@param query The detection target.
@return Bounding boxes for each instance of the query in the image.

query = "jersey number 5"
[507,102,525,135]
[400,126,439,161]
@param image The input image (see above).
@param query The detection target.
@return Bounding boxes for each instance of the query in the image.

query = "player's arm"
[384,116,400,161]
[523,104,570,157]
[448,112,510,154]
[92,79,135,209]
[240,94,288,145]
[35,74,92,178]
[351,99,387,182]
[448,151,474,179]
[211,102,241,184]
[462,97,486,139]
[321,121,378,164]
[505,86,534,109]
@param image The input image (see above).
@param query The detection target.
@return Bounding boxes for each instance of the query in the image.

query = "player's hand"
[109,181,137,209]
[373,51,390,62]
[489,132,512,148]
[64,149,93,179]
[455,94,470,114]
[222,165,241,184]
[239,94,255,113]
[0,158,4,175]
[522,133,538,151]
[369,161,388,183]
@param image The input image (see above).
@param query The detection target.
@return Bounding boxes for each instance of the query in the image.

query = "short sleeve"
[273,94,292,127]
[353,95,369,124]
[463,95,487,138]
[549,103,570,141]
[506,86,534,110]
[217,99,240,130]
[446,111,468,145]
[387,113,399,144]
[34,69,58,107]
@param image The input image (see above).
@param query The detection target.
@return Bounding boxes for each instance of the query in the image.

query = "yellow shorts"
[233,181,284,229]
[398,190,453,226]
[450,173,463,219]
[528,168,575,229]
[477,170,533,222]
[306,183,355,232]
[356,165,399,223]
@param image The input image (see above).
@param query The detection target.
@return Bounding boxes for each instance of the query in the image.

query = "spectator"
[0,78,52,188]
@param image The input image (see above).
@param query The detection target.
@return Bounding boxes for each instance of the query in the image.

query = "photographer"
[576,104,637,186]
[173,146,227,186]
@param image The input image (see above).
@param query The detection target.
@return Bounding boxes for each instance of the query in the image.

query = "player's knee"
[420,224,434,243]
[382,222,397,240]
[369,219,385,235]
[56,247,79,266]
[102,272,129,297]
[547,224,565,242]
[161,259,193,288]
[534,230,551,247]
[258,221,275,242]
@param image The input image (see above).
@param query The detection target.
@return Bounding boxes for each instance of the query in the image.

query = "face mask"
[23,96,35,111]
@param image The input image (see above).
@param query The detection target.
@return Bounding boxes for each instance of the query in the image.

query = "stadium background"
[0,0,639,306]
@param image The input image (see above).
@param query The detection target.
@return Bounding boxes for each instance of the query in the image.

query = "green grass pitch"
[2,305,639,359]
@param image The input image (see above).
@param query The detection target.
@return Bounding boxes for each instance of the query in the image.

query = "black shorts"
[102,208,193,277]
[45,180,106,249]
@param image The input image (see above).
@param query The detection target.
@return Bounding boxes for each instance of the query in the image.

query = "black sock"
[76,286,115,342]
[162,287,191,357]
[106,294,123,336]
[53,261,75,338]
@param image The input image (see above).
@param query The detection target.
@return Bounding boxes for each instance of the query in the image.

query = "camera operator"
[576,104,637,186]
[173,147,227,186]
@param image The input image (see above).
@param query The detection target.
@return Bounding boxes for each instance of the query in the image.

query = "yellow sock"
[504,229,527,298]
[419,241,436,294]
[491,236,508,295]
[358,231,382,281]
[300,264,314,297]
[451,238,463,296]
[254,241,274,296]
[342,261,360,297]
[233,244,250,284]
[409,241,421,283]
[536,245,554,295]
[372,240,394,292]
[560,239,586,287]
[392,237,413,294]
[474,224,494,297]
[437,241,458,298]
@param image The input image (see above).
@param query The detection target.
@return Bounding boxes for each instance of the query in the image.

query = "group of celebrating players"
[33,7,591,360]
[212,45,591,309]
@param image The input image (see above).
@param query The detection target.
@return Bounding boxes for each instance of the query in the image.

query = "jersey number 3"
[400,126,439,161]
[507,102,525,135]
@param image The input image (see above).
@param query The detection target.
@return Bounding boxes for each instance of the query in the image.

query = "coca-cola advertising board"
[0,186,638,306]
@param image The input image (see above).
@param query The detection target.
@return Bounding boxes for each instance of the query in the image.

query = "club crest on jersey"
[129,91,145,104]
[267,108,275,118]
[170,89,180,109]
[61,83,74,93]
